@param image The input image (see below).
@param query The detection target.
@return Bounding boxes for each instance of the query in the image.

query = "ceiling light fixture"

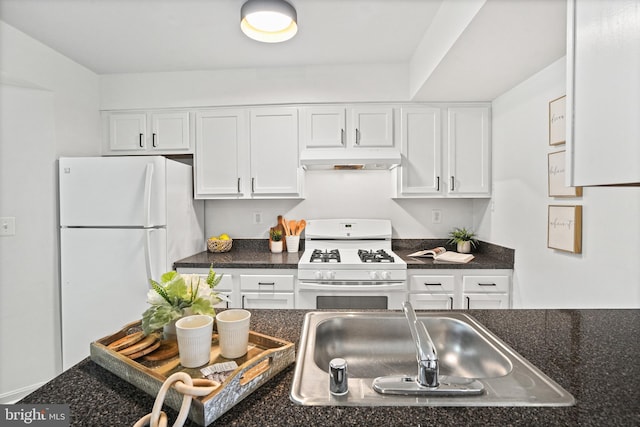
[240,0,298,43]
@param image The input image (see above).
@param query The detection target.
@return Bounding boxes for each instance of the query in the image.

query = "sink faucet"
[402,301,439,388]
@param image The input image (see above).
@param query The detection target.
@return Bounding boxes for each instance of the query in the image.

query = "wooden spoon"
[279,216,290,235]
[289,220,297,236]
[296,219,306,236]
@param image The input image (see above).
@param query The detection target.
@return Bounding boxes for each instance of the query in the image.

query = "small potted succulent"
[270,228,283,253]
[448,227,478,254]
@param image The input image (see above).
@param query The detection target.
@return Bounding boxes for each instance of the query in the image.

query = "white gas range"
[296,219,407,309]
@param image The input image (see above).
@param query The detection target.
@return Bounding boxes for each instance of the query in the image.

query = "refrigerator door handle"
[144,228,153,283]
[143,163,154,227]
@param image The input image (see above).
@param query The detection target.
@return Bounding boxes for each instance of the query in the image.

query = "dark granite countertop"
[174,239,515,270]
[21,309,639,426]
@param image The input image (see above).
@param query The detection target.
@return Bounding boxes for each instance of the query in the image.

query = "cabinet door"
[249,108,301,196]
[195,110,246,198]
[350,106,394,148]
[464,293,509,309]
[109,113,146,151]
[398,107,442,195]
[151,112,190,151]
[241,292,295,309]
[409,293,454,310]
[567,0,640,186]
[447,107,490,196]
[303,107,346,148]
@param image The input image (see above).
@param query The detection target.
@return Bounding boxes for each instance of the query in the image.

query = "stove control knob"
[370,271,380,280]
[380,271,391,280]
[324,271,336,280]
[315,271,323,280]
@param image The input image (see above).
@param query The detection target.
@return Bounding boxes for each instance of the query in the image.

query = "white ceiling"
[0,0,567,101]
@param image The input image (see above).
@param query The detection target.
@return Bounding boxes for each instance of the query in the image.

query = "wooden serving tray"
[90,320,295,426]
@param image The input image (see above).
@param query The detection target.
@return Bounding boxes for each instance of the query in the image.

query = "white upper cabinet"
[104,111,191,154]
[350,106,395,148]
[195,107,302,199]
[566,0,640,186]
[394,105,490,198]
[302,105,395,149]
[446,107,491,196]
[249,108,301,196]
[195,109,247,197]
[397,107,442,195]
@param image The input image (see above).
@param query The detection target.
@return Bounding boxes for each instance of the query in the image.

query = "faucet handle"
[329,358,349,396]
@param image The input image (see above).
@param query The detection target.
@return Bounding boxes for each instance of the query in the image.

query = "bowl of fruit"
[207,233,232,253]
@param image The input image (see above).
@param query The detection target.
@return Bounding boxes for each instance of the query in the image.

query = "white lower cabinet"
[408,274,455,310]
[239,273,295,309]
[407,270,512,309]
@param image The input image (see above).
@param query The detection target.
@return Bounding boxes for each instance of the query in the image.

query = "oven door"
[296,281,407,310]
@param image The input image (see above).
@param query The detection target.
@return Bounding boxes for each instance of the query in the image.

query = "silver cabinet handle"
[139,133,144,148]
[355,128,361,145]
[340,128,345,145]
[450,176,455,191]
[152,133,157,147]
[436,176,440,191]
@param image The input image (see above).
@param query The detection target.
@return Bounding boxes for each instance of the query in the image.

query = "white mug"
[175,315,213,368]
[216,309,251,359]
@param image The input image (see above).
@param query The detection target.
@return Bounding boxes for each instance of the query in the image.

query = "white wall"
[476,57,640,308]
[0,21,100,403]
[203,171,474,239]
[100,64,409,110]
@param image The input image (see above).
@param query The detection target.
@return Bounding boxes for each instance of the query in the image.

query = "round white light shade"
[240,0,298,43]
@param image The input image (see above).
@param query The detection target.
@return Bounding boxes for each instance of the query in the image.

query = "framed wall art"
[548,205,582,253]
[548,150,583,197]
[549,95,566,146]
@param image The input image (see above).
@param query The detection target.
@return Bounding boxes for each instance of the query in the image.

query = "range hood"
[299,150,401,170]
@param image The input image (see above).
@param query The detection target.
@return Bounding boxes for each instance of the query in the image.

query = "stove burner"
[358,249,395,263]
[310,249,341,263]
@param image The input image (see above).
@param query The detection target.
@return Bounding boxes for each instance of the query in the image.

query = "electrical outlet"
[431,209,442,224]
[253,211,262,224]
[0,217,16,236]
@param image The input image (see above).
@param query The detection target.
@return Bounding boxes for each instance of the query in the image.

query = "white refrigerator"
[59,156,204,370]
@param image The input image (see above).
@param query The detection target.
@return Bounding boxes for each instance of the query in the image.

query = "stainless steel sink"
[291,312,575,406]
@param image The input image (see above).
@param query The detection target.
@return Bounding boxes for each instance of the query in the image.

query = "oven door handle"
[298,281,406,291]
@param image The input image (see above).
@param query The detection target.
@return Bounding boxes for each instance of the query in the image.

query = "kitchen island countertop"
[21,309,639,426]
[174,239,515,270]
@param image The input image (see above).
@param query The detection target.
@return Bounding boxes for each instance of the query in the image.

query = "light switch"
[0,217,16,236]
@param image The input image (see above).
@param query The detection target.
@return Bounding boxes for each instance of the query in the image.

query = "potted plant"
[270,228,283,253]
[141,265,227,337]
[448,227,478,254]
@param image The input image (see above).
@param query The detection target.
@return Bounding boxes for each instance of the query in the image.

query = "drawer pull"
[424,283,442,287]
[478,283,496,287]
[258,282,275,286]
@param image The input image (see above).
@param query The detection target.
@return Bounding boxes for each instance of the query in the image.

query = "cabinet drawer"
[408,293,454,310]
[463,275,510,293]
[241,292,294,309]
[240,275,294,291]
[409,275,455,292]
[194,274,233,292]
